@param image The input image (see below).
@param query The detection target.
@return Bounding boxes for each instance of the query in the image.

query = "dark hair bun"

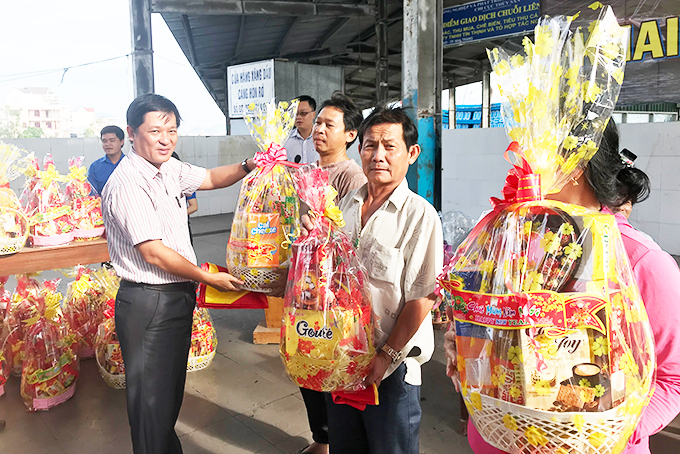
[616,167,650,206]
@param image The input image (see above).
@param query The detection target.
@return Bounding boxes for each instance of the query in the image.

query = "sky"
[0,0,227,135]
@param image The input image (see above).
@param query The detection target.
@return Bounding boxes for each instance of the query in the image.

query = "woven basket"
[187,350,216,372]
[0,207,28,255]
[229,263,286,293]
[467,393,627,454]
[95,352,126,389]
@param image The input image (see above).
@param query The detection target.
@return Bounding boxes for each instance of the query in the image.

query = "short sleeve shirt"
[338,179,444,385]
[88,154,125,195]
[284,129,319,164]
[101,151,206,284]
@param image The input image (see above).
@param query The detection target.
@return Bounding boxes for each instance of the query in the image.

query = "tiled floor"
[0,215,472,454]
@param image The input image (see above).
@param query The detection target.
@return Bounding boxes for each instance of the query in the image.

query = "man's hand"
[364,350,392,388]
[300,214,316,237]
[260,268,289,298]
[208,272,244,292]
[443,327,461,392]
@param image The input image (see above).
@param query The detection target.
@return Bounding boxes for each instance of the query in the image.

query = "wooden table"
[0,239,110,275]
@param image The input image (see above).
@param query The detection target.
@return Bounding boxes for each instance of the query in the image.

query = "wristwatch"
[241,158,252,173]
[380,343,403,364]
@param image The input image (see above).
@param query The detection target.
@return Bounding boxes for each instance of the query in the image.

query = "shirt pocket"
[366,240,403,286]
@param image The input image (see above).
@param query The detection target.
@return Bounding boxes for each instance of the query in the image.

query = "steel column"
[402,0,442,209]
[375,0,389,103]
[130,0,155,97]
[449,83,456,129]
[482,65,491,128]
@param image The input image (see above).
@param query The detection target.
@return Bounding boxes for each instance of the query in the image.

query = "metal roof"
[158,0,524,112]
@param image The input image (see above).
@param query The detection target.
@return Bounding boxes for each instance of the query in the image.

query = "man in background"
[285,95,318,164]
[88,125,125,195]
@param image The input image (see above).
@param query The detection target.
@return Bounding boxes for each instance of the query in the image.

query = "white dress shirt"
[284,128,319,164]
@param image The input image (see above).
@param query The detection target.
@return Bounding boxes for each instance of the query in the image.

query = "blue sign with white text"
[443,0,540,47]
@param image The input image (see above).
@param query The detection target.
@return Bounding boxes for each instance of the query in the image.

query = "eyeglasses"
[296,111,313,117]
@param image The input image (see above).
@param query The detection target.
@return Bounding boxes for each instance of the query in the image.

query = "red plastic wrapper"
[95,299,125,388]
[280,167,374,392]
[63,267,106,358]
[66,156,104,240]
[21,317,79,411]
[4,275,61,375]
[0,275,10,320]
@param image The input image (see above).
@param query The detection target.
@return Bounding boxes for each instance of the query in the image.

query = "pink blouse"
[467,212,680,454]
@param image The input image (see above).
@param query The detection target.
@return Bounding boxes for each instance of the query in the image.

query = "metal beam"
[314,18,350,49]
[482,65,491,128]
[130,0,154,97]
[346,77,400,93]
[348,9,403,45]
[276,17,299,55]
[229,15,246,63]
[152,0,375,17]
[181,14,199,66]
[375,0,389,103]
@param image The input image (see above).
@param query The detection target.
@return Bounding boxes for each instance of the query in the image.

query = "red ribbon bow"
[489,142,542,208]
[253,143,301,170]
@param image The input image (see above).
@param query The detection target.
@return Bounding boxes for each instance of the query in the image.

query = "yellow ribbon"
[67,165,87,182]
[323,187,345,228]
[38,164,67,186]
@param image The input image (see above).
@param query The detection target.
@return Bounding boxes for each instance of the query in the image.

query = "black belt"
[120,279,196,293]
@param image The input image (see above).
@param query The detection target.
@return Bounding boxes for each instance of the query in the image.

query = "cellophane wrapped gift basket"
[280,167,374,392]
[437,6,655,454]
[187,307,217,372]
[62,266,106,358]
[226,99,301,293]
[65,156,105,240]
[95,299,126,389]
[22,154,74,246]
[0,143,30,255]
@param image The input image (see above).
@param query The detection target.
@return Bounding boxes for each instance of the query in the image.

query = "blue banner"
[444,0,540,47]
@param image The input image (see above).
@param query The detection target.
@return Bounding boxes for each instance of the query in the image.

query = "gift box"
[437,7,655,454]
[226,99,301,292]
[280,167,374,393]
[187,307,217,372]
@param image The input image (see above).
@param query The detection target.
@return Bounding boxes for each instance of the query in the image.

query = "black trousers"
[300,387,329,444]
[115,280,196,454]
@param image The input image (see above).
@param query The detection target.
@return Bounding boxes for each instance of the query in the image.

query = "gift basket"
[66,156,105,240]
[187,307,217,372]
[437,6,655,454]
[4,274,61,375]
[21,316,79,411]
[95,299,125,389]
[280,167,374,392]
[226,99,301,292]
[0,143,30,255]
[0,275,10,320]
[63,267,106,358]
[23,154,74,246]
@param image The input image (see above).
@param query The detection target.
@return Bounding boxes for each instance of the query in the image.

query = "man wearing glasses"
[285,95,318,164]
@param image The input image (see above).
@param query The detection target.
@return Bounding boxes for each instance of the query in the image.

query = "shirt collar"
[128,149,161,181]
[292,128,312,141]
[353,178,410,212]
[104,153,125,166]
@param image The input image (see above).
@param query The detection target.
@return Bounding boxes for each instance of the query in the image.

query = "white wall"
[442,122,680,255]
[3,135,257,218]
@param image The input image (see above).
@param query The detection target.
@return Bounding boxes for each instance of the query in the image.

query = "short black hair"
[126,93,181,132]
[319,92,364,148]
[358,105,418,149]
[100,125,124,141]
[297,95,317,112]
[586,119,651,209]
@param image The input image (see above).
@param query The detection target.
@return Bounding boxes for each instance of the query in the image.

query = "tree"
[0,106,20,138]
[19,126,44,138]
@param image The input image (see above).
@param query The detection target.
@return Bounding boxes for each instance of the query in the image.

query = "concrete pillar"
[402,0,443,209]
[482,65,491,128]
[130,0,154,97]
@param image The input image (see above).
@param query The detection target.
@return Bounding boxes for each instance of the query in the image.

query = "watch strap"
[380,343,403,364]
[241,158,252,173]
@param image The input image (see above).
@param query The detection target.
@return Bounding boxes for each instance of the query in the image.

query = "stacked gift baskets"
[437,6,655,454]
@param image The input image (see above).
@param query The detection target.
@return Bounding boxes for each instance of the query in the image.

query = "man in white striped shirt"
[102,94,254,454]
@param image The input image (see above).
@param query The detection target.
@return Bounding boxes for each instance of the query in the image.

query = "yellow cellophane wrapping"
[437,6,655,454]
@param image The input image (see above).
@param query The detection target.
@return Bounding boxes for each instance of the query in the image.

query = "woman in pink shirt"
[446,120,680,454]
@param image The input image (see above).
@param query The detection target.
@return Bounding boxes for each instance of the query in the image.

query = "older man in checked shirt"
[102,93,254,454]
